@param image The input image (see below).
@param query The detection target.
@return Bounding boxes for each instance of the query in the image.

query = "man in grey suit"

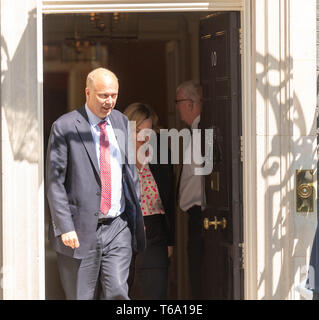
[46,67,145,300]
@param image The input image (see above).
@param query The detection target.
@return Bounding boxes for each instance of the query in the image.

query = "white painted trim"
[42,0,243,13]
[241,0,256,300]
[37,0,46,300]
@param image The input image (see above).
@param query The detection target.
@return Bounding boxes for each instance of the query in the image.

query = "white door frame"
[39,0,254,300]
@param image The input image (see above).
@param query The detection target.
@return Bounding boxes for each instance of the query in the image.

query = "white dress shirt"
[179,115,206,212]
[85,104,125,218]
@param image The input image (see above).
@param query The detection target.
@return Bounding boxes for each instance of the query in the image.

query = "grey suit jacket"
[46,106,146,259]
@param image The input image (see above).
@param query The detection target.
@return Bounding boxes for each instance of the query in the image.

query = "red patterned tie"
[98,121,112,215]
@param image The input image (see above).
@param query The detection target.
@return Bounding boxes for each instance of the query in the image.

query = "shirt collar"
[191,115,200,129]
[85,103,110,127]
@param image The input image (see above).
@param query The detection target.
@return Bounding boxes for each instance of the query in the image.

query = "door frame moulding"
[40,0,254,300]
[42,1,244,13]
[240,0,255,300]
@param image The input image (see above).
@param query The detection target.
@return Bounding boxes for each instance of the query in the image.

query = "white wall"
[0,0,45,299]
[251,0,317,299]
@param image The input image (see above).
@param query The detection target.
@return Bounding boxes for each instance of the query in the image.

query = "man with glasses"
[175,80,206,300]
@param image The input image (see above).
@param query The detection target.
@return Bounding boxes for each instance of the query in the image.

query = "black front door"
[199,11,244,300]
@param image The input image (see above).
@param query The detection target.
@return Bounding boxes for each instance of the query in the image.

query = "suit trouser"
[56,213,132,300]
[187,205,203,300]
[130,264,168,300]
[129,215,169,300]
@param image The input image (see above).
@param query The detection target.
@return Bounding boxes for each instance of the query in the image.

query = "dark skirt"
[129,214,169,300]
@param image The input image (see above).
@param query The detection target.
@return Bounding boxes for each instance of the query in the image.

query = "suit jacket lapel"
[75,106,100,178]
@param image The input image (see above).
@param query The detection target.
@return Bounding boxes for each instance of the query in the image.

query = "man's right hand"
[61,231,80,249]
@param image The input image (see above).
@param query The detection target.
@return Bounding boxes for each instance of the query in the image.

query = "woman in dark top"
[124,102,175,300]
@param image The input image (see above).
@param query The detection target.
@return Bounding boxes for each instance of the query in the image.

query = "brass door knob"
[203,216,227,231]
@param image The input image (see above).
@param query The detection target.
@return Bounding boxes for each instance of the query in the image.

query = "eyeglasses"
[174,99,193,105]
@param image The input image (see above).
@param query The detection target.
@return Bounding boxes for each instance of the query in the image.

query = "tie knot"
[98,121,106,131]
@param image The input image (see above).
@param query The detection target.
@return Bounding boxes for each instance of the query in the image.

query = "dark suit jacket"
[149,135,175,245]
[46,106,146,259]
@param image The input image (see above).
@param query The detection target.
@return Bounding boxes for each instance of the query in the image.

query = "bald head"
[85,67,119,119]
[86,68,119,90]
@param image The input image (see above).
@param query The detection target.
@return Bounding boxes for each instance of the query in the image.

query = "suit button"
[96,191,101,196]
[95,212,99,216]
